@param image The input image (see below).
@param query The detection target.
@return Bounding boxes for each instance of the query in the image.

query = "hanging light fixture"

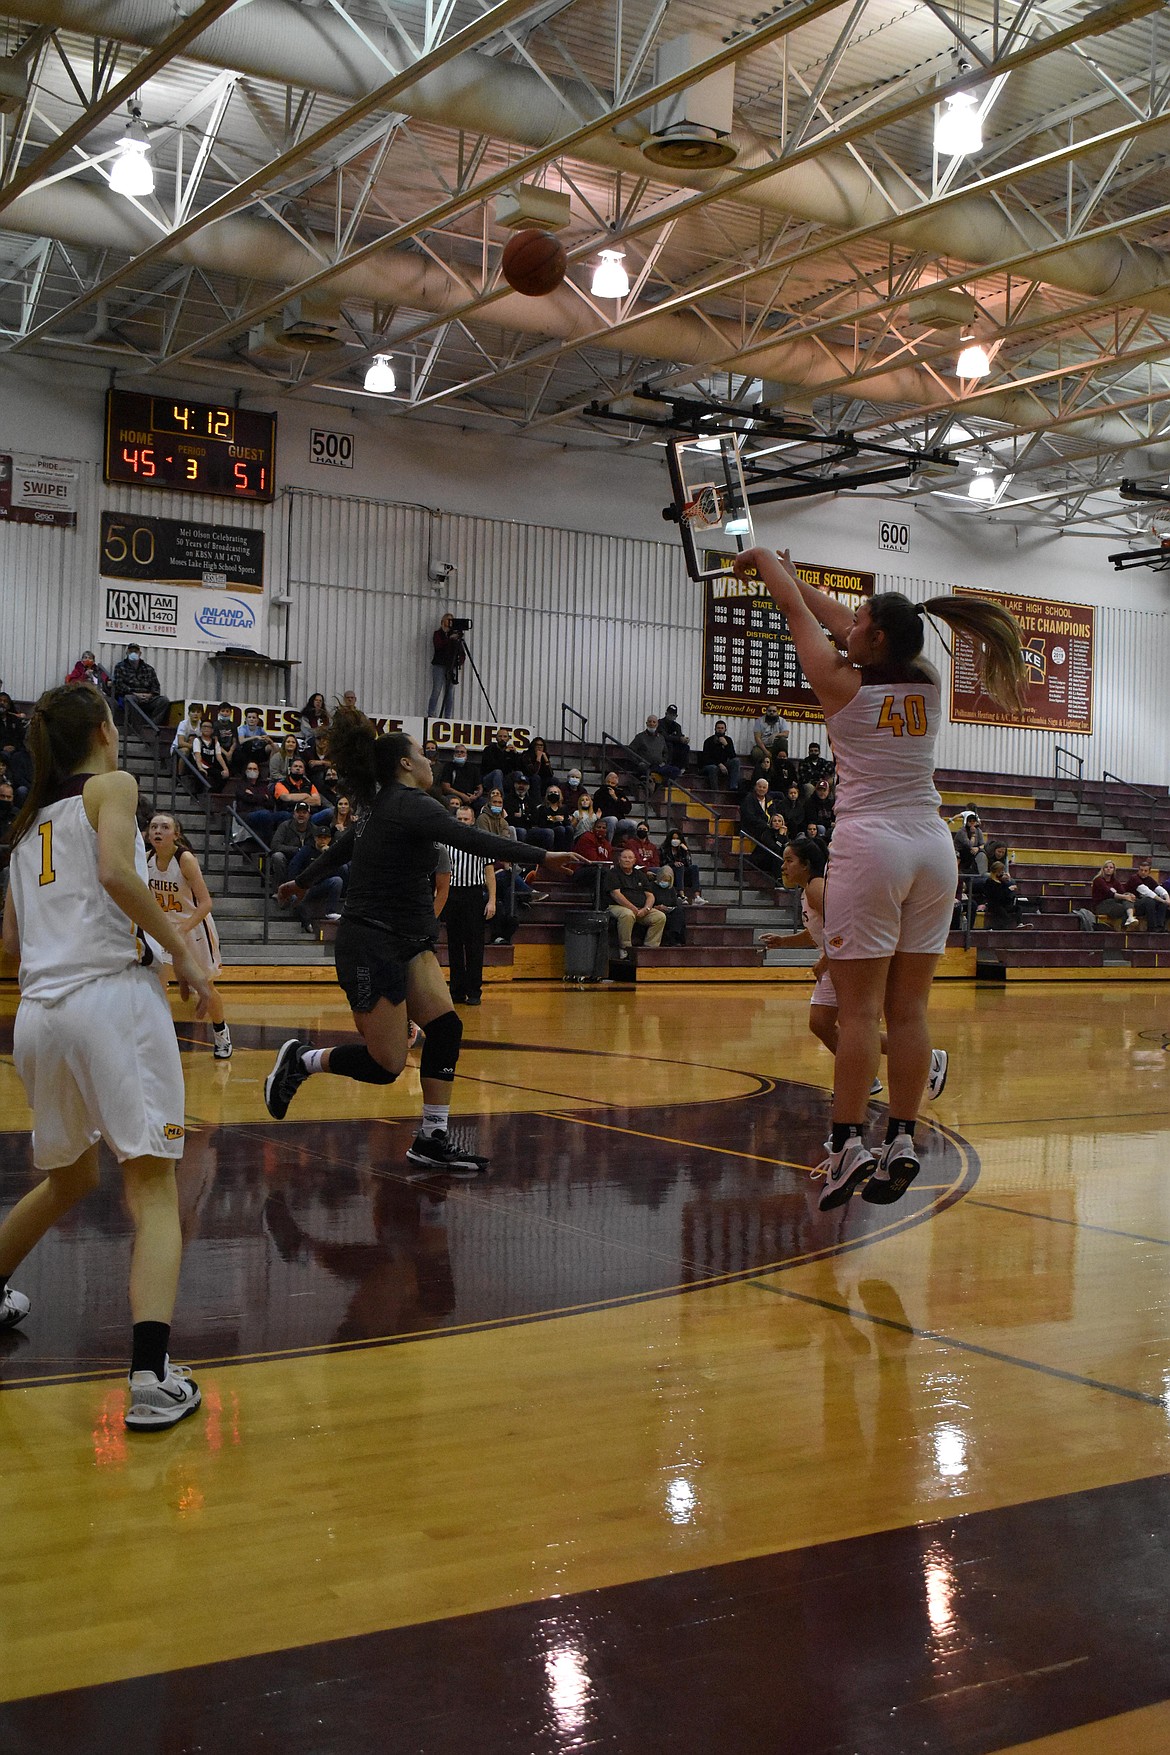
[591,249,629,299]
[364,354,396,393]
[935,90,983,158]
[109,105,154,199]
[955,339,991,379]
[968,450,997,502]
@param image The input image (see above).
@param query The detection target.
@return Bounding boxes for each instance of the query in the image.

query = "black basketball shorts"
[333,918,438,1014]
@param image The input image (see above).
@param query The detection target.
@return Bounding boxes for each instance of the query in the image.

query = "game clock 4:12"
[104,389,276,503]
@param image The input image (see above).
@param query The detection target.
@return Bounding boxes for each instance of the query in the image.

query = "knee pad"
[329,1042,399,1085]
[420,1009,462,1082]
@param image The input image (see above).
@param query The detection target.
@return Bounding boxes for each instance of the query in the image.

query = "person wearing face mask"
[439,743,482,808]
[659,828,704,903]
[533,786,571,851]
[653,862,688,945]
[620,822,660,869]
[112,644,170,727]
[476,789,543,912]
[235,762,281,847]
[563,768,585,810]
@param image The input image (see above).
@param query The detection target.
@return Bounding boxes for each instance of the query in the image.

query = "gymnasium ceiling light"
[591,249,629,299]
[363,353,396,393]
[109,106,154,199]
[935,90,983,158]
[956,340,991,379]
[968,450,997,501]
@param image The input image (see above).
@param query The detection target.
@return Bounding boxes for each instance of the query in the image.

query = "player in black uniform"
[264,710,581,1172]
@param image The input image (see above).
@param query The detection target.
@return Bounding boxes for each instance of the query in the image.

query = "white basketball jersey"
[148,850,220,968]
[801,888,825,950]
[826,679,944,820]
[9,781,150,1003]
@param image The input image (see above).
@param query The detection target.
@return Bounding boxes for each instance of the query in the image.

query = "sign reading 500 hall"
[701,555,875,721]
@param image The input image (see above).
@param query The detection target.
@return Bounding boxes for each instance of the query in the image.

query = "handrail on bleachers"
[559,702,588,778]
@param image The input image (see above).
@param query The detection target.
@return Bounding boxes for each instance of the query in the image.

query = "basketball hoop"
[681,483,726,529]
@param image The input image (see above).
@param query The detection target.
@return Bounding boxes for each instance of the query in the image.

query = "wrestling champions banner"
[949,588,1094,735]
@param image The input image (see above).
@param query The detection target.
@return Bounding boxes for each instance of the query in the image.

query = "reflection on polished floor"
[1,978,1169,1753]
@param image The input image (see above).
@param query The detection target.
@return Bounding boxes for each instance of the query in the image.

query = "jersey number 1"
[37,821,56,886]
[876,693,927,737]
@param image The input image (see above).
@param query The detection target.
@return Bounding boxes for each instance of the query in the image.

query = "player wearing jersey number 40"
[0,684,214,1430]
[733,547,1026,1212]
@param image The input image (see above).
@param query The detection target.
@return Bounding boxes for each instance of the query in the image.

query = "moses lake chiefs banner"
[949,588,1095,736]
[183,701,532,753]
[701,553,875,721]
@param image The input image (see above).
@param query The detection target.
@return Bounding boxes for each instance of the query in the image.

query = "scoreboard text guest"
[103,389,276,503]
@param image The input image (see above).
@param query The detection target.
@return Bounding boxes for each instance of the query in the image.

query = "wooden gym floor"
[1,977,1169,1754]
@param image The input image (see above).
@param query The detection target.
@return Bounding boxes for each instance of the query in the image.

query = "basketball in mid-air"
[501,229,567,297]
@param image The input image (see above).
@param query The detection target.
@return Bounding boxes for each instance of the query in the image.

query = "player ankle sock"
[214,1021,230,1039]
[886,1118,917,1144]
[302,1047,328,1075]
[420,1104,449,1139]
[830,1122,865,1153]
[131,1321,170,1381]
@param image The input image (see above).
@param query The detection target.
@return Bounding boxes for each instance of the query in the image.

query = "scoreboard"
[104,389,276,502]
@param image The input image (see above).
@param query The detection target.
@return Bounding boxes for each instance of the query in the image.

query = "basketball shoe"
[0,1287,30,1329]
[405,1131,489,1175]
[863,1133,921,1205]
[814,1138,875,1211]
[264,1038,311,1120]
[213,1024,233,1060]
[927,1048,949,1100]
[125,1360,202,1431]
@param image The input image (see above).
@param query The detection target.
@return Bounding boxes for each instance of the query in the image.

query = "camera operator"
[427,613,469,718]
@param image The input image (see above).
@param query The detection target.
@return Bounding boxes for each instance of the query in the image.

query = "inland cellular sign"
[104,389,276,502]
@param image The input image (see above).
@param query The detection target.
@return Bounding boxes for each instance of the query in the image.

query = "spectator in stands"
[953,810,988,877]
[236,762,281,847]
[341,689,359,712]
[300,692,330,741]
[622,821,660,870]
[660,705,690,772]
[564,766,585,803]
[286,822,344,932]
[210,703,240,787]
[1124,857,1170,930]
[743,753,775,797]
[607,847,666,958]
[701,721,741,792]
[780,780,805,838]
[651,863,687,945]
[190,718,224,790]
[740,774,776,844]
[803,775,836,842]
[570,791,601,840]
[274,758,321,815]
[112,643,170,726]
[1091,862,1139,930]
[520,736,556,796]
[752,705,790,765]
[270,801,317,887]
[575,820,614,868]
[0,778,15,842]
[233,707,275,776]
[628,714,682,784]
[660,827,704,903]
[982,861,1029,929]
[481,728,522,797]
[504,773,549,846]
[329,794,355,836]
[798,742,834,796]
[439,743,483,808]
[594,771,637,845]
[66,650,111,694]
[269,733,303,782]
[477,789,541,912]
[0,693,26,752]
[771,751,799,793]
[428,614,465,717]
[169,706,199,770]
[533,785,571,851]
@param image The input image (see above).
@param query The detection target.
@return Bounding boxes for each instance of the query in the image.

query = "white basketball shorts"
[13,965,186,1170]
[822,817,958,961]
[146,917,221,977]
[810,967,837,1008]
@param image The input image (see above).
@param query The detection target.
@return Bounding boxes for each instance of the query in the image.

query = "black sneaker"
[264,1038,310,1120]
[405,1130,489,1175]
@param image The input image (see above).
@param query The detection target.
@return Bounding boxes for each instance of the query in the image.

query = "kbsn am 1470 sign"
[701,554,875,721]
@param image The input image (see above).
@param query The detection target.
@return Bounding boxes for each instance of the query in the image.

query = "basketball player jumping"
[734,548,1026,1210]
[0,684,212,1429]
[264,709,581,1172]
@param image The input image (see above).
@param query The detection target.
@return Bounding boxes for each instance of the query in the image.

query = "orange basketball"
[501,228,567,297]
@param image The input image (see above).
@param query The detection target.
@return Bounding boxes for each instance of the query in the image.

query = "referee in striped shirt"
[441,805,497,1005]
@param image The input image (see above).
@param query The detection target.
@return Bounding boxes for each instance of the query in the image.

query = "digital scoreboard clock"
[104,390,276,502]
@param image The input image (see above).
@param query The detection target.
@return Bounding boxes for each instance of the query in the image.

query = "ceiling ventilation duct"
[641,34,737,169]
[277,291,342,348]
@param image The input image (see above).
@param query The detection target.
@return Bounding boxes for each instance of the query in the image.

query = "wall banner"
[700,553,875,721]
[0,453,80,527]
[949,587,1094,735]
[181,700,531,752]
[103,584,265,652]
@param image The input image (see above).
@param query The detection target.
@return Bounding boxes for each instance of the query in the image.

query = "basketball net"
[681,483,727,529]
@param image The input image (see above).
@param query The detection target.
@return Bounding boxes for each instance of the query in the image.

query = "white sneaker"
[125,1359,202,1431]
[813,1138,875,1211]
[0,1287,30,1329]
[863,1133,921,1205]
[870,1076,883,1096]
[927,1048,948,1100]
[213,1029,233,1060]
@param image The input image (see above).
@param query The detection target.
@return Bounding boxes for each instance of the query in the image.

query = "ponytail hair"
[866,590,1029,712]
[9,683,110,848]
[785,834,827,881]
[322,704,412,806]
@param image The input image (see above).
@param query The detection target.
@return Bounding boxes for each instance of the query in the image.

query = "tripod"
[454,633,499,723]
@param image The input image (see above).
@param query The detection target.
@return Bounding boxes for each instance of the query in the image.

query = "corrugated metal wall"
[3,475,1169,785]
